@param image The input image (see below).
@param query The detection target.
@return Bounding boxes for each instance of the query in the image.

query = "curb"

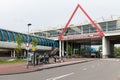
[0,60,94,75]
[41,60,89,70]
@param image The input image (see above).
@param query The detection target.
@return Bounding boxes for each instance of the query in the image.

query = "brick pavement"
[0,58,95,75]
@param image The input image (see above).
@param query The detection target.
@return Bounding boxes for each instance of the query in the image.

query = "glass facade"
[14,32,18,42]
[9,32,14,41]
[0,31,2,41]
[22,34,27,43]
[83,25,89,34]
[99,22,107,32]
[3,30,8,41]
[12,32,16,42]
[89,25,97,33]
[99,21,117,32]
[76,26,82,34]
[49,31,59,37]
[34,20,117,38]
[66,28,76,35]
[107,21,116,31]
[0,29,3,41]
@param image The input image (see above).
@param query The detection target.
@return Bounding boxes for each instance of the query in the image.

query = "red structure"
[58,4,104,40]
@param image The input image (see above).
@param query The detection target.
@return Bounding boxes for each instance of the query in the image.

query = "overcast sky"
[0,0,120,33]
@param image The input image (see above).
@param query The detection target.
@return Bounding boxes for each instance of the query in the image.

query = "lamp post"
[26,23,32,68]
[28,23,32,34]
[28,23,35,66]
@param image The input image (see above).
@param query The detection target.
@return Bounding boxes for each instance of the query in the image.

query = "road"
[0,59,120,80]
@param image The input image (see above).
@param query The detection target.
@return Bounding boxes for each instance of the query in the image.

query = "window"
[28,36,32,43]
[83,25,89,34]
[14,32,18,42]
[99,22,107,32]
[108,21,116,31]
[3,30,8,41]
[41,38,45,46]
[66,28,76,35]
[9,32,14,41]
[0,31,2,41]
[89,25,97,33]
[38,38,42,45]
[22,34,27,43]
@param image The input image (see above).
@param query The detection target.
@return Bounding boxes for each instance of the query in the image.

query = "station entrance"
[59,34,120,59]
[57,3,105,58]
[59,37,102,58]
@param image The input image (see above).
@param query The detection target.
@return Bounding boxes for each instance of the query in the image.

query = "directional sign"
[32,47,36,51]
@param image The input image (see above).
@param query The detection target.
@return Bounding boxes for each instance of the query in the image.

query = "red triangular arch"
[58,4,104,40]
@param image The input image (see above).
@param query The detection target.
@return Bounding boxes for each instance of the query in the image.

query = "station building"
[1,18,120,59]
[32,18,120,58]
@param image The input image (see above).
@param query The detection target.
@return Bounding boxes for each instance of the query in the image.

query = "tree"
[30,37,38,66]
[114,46,120,57]
[31,37,38,47]
[98,46,102,57]
[15,34,23,57]
[66,44,72,57]
[98,46,102,52]
[98,46,120,58]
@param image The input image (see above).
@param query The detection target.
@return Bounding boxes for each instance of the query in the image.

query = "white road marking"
[83,68,87,71]
[46,72,74,80]
[100,59,120,61]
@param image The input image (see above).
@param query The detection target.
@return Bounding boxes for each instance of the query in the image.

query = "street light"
[28,23,35,66]
[28,23,32,34]
[27,23,32,43]
[26,23,32,68]
[27,23,32,46]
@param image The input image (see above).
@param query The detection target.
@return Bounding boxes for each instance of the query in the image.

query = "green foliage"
[72,54,79,58]
[31,37,38,47]
[98,46,102,52]
[16,34,22,46]
[15,46,22,54]
[114,47,120,57]
[98,46,120,57]
[0,59,26,64]
[15,34,23,54]
[66,44,72,56]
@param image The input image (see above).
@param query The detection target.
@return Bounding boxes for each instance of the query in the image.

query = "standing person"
[36,54,39,65]
[39,55,42,64]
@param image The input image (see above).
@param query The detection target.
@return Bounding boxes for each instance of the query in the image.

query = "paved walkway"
[0,58,95,75]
